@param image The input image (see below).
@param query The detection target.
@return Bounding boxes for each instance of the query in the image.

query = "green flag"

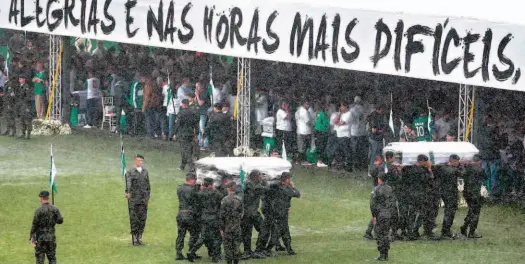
[240,166,245,190]
[50,145,58,193]
[120,135,126,177]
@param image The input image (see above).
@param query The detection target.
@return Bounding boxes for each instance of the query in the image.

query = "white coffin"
[194,157,292,186]
[383,142,479,165]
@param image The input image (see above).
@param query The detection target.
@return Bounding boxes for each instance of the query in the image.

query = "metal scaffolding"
[236,58,251,154]
[48,35,62,121]
[458,84,476,142]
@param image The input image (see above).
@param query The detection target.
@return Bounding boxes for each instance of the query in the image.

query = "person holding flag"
[124,154,151,246]
[30,190,64,264]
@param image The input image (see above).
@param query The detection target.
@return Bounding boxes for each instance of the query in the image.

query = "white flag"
[389,93,395,134]
[50,144,58,193]
[282,140,287,161]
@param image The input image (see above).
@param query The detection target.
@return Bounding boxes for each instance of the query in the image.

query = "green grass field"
[1,132,525,264]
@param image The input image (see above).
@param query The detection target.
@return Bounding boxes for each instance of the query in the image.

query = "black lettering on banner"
[290,13,314,60]
[315,14,329,61]
[405,25,433,73]
[216,14,229,49]
[432,22,444,75]
[262,11,279,54]
[371,19,391,67]
[493,34,515,82]
[247,9,261,54]
[230,7,247,48]
[88,0,100,34]
[125,0,139,38]
[80,0,87,33]
[147,0,164,41]
[20,0,35,27]
[9,0,20,25]
[36,0,46,27]
[463,32,481,78]
[101,0,116,35]
[481,29,492,81]
[393,20,404,71]
[47,0,63,32]
[441,28,461,74]
[178,3,194,44]
[341,18,359,63]
[512,69,521,84]
[64,0,80,28]
[331,14,341,63]
[203,6,214,43]
[165,0,177,44]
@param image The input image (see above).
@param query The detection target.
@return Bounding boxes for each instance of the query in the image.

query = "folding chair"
[101,96,117,132]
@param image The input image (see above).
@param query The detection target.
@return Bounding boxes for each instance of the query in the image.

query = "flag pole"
[121,133,133,245]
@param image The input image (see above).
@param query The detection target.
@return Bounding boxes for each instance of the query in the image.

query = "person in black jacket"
[175,99,200,171]
[241,170,268,259]
[30,190,64,264]
[204,103,233,157]
[175,173,200,261]
[405,155,433,240]
[438,155,461,239]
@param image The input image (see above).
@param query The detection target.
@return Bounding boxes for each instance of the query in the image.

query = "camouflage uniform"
[220,192,244,264]
[125,167,151,245]
[30,199,64,264]
[3,83,17,136]
[370,178,396,261]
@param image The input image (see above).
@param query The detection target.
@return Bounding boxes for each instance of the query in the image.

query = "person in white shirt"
[434,111,454,141]
[177,77,193,101]
[275,100,293,158]
[295,100,314,165]
[349,96,369,171]
[334,101,352,171]
[84,71,101,128]
[255,87,269,135]
[165,77,180,140]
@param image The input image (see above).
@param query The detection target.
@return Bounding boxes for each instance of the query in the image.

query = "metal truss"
[48,35,62,121]
[458,84,476,142]
[236,58,251,155]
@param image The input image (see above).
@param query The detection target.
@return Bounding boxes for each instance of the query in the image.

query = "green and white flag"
[208,76,215,104]
[281,140,287,161]
[120,135,126,177]
[389,93,395,134]
[50,145,58,193]
[240,166,245,190]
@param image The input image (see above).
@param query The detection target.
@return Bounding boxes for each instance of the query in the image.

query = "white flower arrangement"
[233,146,256,157]
[32,119,72,136]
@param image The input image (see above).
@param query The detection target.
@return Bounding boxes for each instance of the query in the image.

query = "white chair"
[101,97,117,132]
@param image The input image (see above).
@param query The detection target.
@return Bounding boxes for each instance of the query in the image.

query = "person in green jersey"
[314,102,330,167]
[32,61,47,119]
[412,109,434,142]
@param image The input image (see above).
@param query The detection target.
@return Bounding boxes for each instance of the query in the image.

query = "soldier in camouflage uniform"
[30,190,64,264]
[2,68,21,137]
[220,182,244,264]
[241,170,268,259]
[18,72,33,139]
[272,172,301,255]
[460,154,485,238]
[125,154,151,246]
[370,173,396,261]
[188,177,223,262]
[175,173,200,261]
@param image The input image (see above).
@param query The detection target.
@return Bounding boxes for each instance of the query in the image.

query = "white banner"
[1,0,524,91]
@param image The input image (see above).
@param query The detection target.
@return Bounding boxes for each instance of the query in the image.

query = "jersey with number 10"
[413,116,433,142]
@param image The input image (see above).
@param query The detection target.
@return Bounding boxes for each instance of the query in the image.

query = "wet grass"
[1,133,525,263]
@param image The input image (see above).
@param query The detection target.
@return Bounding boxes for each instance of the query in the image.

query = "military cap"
[280,172,292,181]
[186,173,197,180]
[223,173,233,181]
[225,181,237,189]
[472,154,481,162]
[19,70,31,80]
[39,190,50,197]
[214,102,223,109]
[449,154,460,161]
[203,177,214,186]
[135,154,145,160]
[417,154,429,162]
[181,99,190,105]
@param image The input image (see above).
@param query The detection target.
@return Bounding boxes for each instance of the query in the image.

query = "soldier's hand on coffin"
[220,231,224,237]
[372,217,377,225]
[125,193,129,200]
